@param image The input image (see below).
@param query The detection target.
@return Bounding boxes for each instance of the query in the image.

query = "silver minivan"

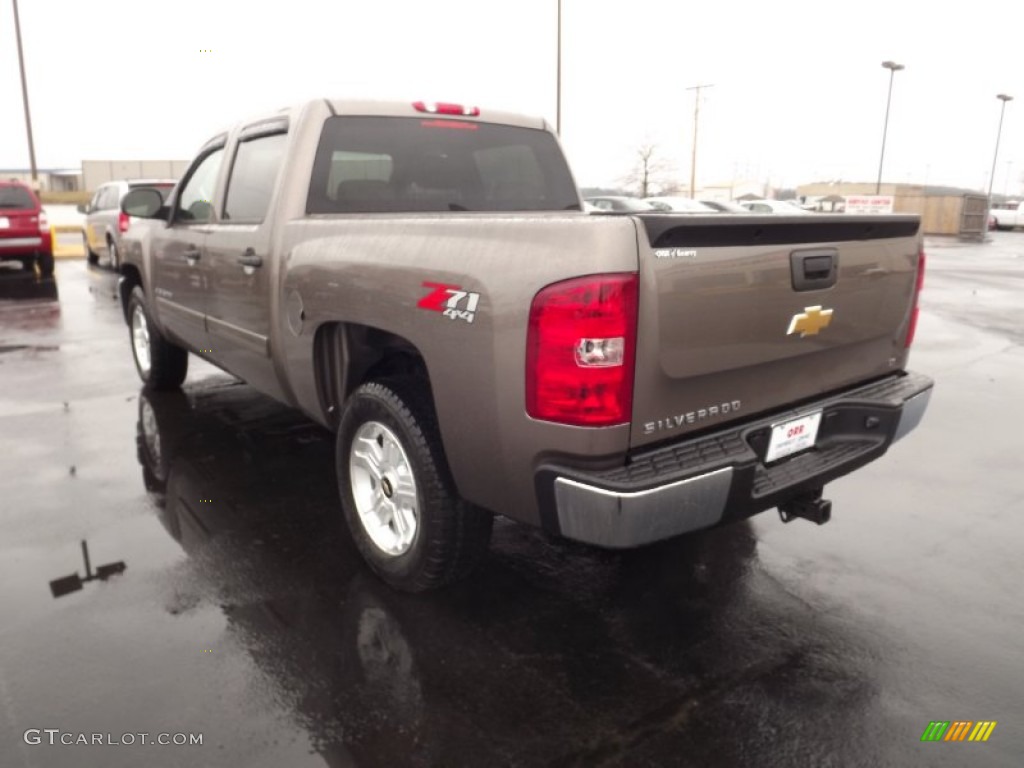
[79,180,176,268]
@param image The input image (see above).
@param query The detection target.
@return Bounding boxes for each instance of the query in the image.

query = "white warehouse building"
[81,160,190,192]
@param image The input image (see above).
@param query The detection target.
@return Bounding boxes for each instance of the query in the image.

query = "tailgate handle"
[791,248,838,291]
[803,255,832,279]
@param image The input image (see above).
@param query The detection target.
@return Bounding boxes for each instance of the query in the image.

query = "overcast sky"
[1,0,1022,194]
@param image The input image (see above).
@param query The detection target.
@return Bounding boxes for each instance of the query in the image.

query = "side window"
[88,189,103,212]
[176,148,225,223]
[223,133,287,222]
[104,186,121,210]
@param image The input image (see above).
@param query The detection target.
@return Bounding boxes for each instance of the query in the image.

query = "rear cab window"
[306,117,580,213]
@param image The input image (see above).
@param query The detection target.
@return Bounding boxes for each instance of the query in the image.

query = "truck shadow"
[135,379,891,767]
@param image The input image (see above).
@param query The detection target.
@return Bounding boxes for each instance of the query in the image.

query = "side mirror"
[76,203,88,214]
[121,188,164,218]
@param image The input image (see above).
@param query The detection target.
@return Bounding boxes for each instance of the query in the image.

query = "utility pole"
[987,94,1013,206]
[686,84,713,198]
[12,0,39,188]
[876,60,905,194]
[556,0,562,135]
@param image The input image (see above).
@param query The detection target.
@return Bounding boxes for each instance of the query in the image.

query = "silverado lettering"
[644,400,743,434]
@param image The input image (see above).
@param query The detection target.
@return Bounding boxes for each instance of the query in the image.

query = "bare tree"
[621,144,677,198]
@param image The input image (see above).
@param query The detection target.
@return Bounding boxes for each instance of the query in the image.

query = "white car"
[585,196,658,212]
[699,200,753,214]
[643,196,717,213]
[738,199,814,215]
[990,202,1023,230]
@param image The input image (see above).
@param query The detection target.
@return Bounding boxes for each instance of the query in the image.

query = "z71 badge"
[418,282,481,324]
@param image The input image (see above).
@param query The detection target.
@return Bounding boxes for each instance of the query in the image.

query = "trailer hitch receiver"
[779,488,832,526]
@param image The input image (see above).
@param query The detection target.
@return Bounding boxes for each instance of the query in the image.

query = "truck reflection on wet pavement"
[133,380,888,767]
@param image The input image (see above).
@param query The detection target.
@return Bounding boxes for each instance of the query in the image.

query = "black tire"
[336,378,493,592]
[107,237,119,270]
[36,251,54,278]
[84,234,99,265]
[127,285,188,390]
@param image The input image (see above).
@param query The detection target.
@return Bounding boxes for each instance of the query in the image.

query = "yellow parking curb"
[51,224,86,259]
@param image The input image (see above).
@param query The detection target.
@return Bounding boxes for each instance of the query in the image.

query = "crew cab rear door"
[204,118,289,396]
[628,214,923,449]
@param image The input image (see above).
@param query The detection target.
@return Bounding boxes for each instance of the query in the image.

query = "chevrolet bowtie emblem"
[787,306,834,337]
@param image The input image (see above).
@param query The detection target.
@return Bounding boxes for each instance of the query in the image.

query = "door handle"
[184,246,201,263]
[237,248,263,268]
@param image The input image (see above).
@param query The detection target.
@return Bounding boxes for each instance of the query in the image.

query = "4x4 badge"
[418,282,481,324]
[787,306,833,337]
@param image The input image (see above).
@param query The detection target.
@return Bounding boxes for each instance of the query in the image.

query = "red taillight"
[412,101,480,117]
[118,211,130,233]
[37,211,48,232]
[526,273,638,427]
[905,246,926,347]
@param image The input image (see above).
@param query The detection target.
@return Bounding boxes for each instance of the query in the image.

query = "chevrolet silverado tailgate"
[629,213,923,449]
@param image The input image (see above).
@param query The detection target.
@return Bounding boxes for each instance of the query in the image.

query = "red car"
[0,181,54,277]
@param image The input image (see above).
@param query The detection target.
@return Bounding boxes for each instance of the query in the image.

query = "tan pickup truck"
[117,98,933,591]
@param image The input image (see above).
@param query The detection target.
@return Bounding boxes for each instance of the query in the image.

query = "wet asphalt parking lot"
[0,234,1021,768]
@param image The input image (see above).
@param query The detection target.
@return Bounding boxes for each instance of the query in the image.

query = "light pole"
[12,0,39,188]
[876,60,904,194]
[686,83,713,198]
[986,94,1013,205]
[556,0,562,135]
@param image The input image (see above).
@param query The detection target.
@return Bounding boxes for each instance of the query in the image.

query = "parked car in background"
[79,180,176,268]
[989,201,1023,231]
[643,197,716,213]
[0,180,53,277]
[699,200,752,214]
[585,196,658,212]
[738,199,815,215]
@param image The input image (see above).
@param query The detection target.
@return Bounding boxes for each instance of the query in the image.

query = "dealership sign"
[845,195,894,214]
